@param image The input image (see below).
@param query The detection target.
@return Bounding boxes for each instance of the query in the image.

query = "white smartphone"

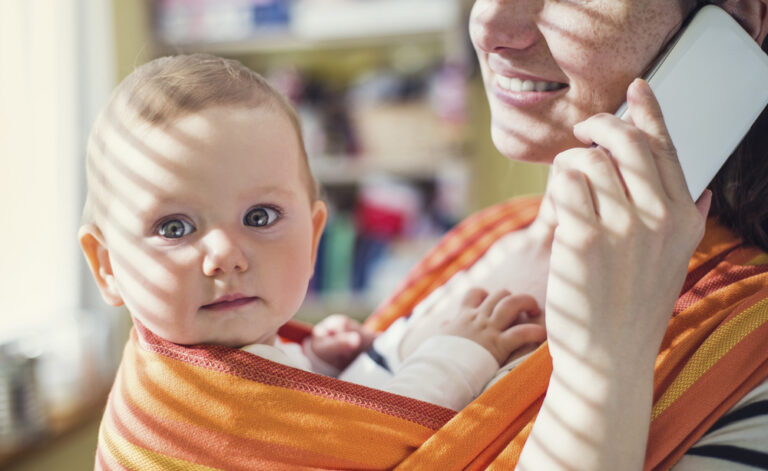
[614,5,768,200]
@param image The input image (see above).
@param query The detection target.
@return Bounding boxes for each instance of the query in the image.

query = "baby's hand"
[438,288,547,365]
[308,314,378,370]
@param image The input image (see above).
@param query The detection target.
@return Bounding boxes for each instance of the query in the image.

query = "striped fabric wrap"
[96,196,768,470]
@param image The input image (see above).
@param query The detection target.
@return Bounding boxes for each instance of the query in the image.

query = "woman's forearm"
[517,352,656,470]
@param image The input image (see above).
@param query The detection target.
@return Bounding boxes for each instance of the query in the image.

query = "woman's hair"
[84,54,318,225]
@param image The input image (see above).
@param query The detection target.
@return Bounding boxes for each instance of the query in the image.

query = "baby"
[79,53,545,410]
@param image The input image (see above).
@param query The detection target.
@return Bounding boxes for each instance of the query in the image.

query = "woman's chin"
[490,123,581,165]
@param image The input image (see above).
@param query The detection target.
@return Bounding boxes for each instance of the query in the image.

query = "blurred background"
[0,0,547,469]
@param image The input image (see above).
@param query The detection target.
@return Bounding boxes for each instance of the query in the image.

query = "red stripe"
[277,320,313,343]
[680,244,742,294]
[675,264,768,315]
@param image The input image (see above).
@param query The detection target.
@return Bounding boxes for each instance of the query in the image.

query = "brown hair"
[707,34,768,251]
[84,53,318,223]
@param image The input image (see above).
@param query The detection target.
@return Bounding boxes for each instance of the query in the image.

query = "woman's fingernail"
[633,78,652,96]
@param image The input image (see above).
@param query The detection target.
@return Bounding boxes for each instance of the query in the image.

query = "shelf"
[310,154,466,185]
[291,0,460,42]
[155,0,461,55]
[158,30,449,55]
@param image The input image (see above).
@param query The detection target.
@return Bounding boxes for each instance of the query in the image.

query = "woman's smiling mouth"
[495,75,567,93]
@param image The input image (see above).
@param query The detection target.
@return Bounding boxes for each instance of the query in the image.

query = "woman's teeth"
[495,76,565,92]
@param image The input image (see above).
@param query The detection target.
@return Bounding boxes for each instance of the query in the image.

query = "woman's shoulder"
[672,376,768,470]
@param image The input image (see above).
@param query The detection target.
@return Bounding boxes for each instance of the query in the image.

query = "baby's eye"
[157,219,196,239]
[244,206,281,227]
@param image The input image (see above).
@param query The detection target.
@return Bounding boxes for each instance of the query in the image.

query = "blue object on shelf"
[251,0,292,27]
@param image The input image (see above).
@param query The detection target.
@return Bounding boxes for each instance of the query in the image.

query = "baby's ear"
[309,200,328,269]
[78,224,124,306]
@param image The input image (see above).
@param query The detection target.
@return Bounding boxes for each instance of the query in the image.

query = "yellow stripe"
[101,419,223,471]
[746,253,768,266]
[652,297,768,420]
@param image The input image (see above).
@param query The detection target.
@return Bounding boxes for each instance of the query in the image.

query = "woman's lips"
[488,65,569,107]
[201,295,260,311]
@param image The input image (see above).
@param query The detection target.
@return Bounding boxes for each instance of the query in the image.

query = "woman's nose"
[201,229,248,276]
[469,0,540,54]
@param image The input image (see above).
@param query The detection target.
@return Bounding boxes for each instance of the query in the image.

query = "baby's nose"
[201,229,248,276]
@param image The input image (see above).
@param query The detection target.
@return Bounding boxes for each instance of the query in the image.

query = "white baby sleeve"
[383,335,499,411]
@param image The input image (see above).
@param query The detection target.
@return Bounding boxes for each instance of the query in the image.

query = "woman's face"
[470,0,687,164]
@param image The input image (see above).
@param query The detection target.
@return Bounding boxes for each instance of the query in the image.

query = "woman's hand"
[518,79,711,470]
[545,78,711,368]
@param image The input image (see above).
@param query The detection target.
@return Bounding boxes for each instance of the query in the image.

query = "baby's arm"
[384,288,547,409]
[305,314,378,373]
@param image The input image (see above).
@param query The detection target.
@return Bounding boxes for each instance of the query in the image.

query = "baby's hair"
[83,53,319,224]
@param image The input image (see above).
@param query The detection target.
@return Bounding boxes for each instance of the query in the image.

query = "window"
[0,0,114,338]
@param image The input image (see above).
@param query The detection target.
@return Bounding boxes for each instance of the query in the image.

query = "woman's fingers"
[625,78,691,202]
[548,162,599,244]
[552,146,630,224]
[573,113,665,206]
[696,189,713,219]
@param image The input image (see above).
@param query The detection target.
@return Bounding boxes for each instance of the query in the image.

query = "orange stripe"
[468,403,539,471]
[687,218,741,272]
[396,344,551,470]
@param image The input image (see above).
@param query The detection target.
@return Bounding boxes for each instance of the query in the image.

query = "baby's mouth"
[201,296,260,311]
[495,76,568,93]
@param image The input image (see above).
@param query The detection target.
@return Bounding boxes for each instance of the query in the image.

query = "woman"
[376,0,768,468]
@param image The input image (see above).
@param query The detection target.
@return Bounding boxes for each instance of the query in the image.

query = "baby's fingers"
[498,324,547,356]
[491,294,540,328]
[313,314,353,337]
[461,287,490,309]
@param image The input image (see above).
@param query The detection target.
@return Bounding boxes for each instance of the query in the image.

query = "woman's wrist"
[518,347,656,470]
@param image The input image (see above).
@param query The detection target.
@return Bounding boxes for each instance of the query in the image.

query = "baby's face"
[99,105,325,346]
